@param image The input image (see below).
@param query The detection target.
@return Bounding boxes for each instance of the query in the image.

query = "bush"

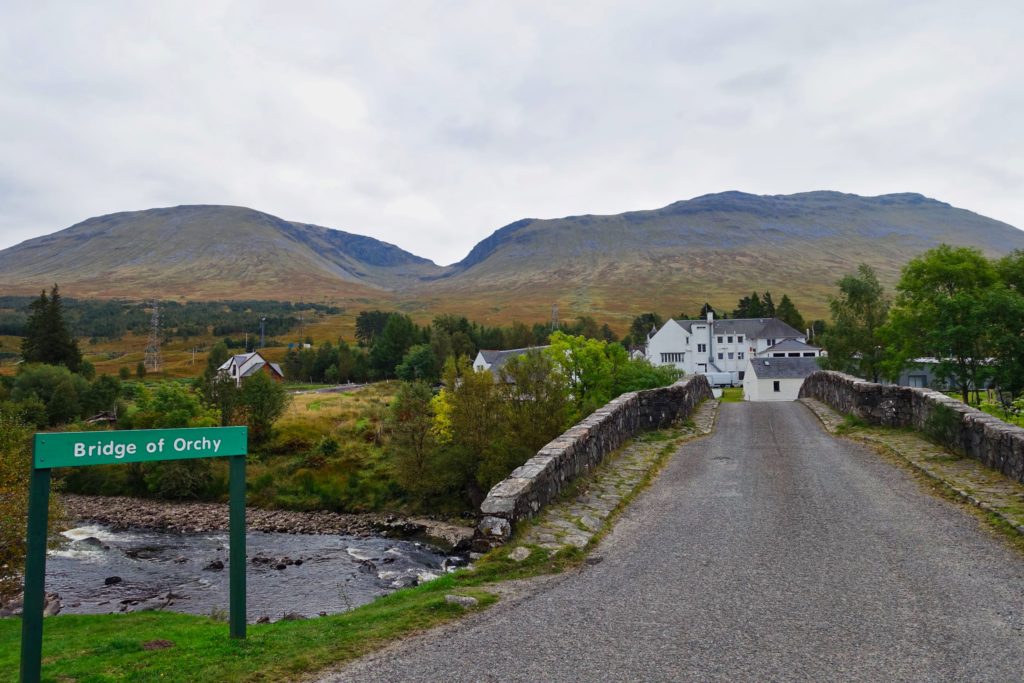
[0,407,63,599]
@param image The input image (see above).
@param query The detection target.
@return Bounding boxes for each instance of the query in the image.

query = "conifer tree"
[21,284,82,371]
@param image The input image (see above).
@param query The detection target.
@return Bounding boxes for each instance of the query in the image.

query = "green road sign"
[33,426,247,469]
[21,426,248,683]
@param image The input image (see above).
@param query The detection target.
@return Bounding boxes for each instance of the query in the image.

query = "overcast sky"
[1,1,1021,265]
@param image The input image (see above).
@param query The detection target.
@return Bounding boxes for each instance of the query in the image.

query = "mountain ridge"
[1,192,1021,323]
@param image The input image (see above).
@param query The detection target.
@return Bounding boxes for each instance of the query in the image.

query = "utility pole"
[260,316,266,349]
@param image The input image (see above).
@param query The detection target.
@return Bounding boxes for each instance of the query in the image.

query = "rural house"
[473,346,551,381]
[217,351,285,387]
[645,311,822,386]
[742,356,821,401]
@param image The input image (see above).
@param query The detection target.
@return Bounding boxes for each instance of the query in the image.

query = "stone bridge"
[333,380,1024,681]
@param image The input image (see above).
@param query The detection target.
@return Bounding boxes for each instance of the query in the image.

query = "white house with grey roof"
[743,356,821,401]
[645,311,822,385]
[217,351,285,387]
[473,346,550,381]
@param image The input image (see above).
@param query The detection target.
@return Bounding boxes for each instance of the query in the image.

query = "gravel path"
[325,401,1024,682]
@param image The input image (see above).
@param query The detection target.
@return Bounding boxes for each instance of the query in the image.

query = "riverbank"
[62,495,474,552]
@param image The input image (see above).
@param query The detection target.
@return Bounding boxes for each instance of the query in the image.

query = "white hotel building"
[645,311,822,385]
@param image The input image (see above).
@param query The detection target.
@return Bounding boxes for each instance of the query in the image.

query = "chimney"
[706,310,714,323]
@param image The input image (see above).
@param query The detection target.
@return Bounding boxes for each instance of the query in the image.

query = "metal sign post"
[19,426,248,683]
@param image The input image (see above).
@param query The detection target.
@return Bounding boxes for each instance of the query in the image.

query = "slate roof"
[218,352,284,381]
[672,317,804,339]
[762,339,821,353]
[748,356,822,379]
[476,346,550,377]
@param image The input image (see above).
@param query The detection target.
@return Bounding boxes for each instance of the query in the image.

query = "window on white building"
[728,352,734,359]
[767,338,776,346]
[737,335,744,343]
[660,352,684,363]
[697,344,707,353]
[718,353,724,360]
[727,336,734,343]
[717,336,723,343]
[773,381,781,392]
[737,352,745,360]
[738,371,745,380]
[803,352,816,357]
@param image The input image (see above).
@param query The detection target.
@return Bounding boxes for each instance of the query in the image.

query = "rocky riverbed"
[2,496,477,622]
[62,494,474,551]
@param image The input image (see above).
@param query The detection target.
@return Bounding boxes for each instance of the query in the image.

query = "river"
[47,524,456,622]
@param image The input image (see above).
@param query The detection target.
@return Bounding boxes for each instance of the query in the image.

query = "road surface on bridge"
[328,401,1024,682]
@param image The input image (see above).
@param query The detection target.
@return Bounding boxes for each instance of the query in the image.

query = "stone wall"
[799,371,1024,483]
[475,375,713,547]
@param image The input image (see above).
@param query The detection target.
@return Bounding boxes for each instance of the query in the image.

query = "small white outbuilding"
[743,356,821,401]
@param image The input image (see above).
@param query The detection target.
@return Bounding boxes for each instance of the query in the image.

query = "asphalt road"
[329,401,1024,682]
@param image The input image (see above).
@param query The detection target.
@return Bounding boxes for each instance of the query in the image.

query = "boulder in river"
[104,576,123,586]
[204,560,224,571]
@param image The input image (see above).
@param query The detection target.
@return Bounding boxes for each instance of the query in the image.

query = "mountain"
[1,192,1022,323]
[0,205,441,299]
[410,191,1024,321]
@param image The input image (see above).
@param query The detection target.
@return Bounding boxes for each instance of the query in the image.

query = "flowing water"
[47,524,455,622]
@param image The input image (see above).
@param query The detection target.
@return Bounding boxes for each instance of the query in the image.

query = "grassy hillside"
[1,192,1021,328]
[0,205,439,300]
[416,191,1024,323]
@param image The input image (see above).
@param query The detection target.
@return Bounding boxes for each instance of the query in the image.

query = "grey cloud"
[0,1,1021,266]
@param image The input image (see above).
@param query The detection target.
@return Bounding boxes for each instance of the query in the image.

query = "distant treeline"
[282,310,621,384]
[0,297,340,342]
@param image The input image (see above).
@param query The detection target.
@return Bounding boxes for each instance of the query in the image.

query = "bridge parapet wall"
[475,375,713,548]
[800,371,1024,484]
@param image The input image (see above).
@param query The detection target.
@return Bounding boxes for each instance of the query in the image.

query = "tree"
[385,381,440,501]
[775,294,806,332]
[883,245,996,402]
[369,313,421,378]
[499,350,571,452]
[21,285,82,371]
[820,264,889,382]
[432,357,507,504]
[545,332,614,418]
[395,344,440,382]
[733,292,766,318]
[624,313,663,349]
[355,310,394,347]
[12,364,91,426]
[981,286,1024,407]
[238,372,290,444]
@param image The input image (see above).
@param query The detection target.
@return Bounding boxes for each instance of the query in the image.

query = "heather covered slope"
[1,192,1021,323]
[412,191,1024,321]
[0,205,441,299]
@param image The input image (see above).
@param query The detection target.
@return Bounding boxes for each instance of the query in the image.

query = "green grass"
[719,387,743,403]
[0,559,569,683]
